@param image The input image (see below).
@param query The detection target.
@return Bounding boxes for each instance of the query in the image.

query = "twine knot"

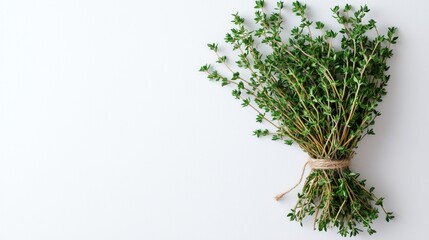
[274,157,351,201]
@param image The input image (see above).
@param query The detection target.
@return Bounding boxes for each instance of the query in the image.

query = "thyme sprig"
[200,1,397,237]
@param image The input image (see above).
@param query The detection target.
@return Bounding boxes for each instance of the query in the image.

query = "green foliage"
[290,169,392,237]
[200,1,397,237]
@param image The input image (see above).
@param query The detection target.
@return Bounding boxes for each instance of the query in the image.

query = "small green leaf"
[207,43,218,52]
[241,98,250,107]
[256,113,264,123]
[255,0,264,9]
[344,4,352,12]
[199,64,210,72]
[315,21,325,29]
[385,212,394,222]
[232,72,240,80]
[375,197,384,206]
[253,129,269,137]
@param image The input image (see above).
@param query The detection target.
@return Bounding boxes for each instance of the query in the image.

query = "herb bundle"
[200,1,397,237]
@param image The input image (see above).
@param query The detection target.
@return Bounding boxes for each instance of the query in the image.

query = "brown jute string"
[274,157,351,201]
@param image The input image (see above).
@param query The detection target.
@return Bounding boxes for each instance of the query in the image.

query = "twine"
[308,158,350,170]
[274,157,351,201]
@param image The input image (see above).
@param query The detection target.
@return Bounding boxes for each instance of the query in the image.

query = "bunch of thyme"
[200,1,397,237]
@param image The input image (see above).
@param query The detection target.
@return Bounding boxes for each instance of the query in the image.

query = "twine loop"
[274,157,351,201]
[308,158,350,170]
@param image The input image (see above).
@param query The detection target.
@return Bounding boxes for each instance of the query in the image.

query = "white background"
[0,0,428,239]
